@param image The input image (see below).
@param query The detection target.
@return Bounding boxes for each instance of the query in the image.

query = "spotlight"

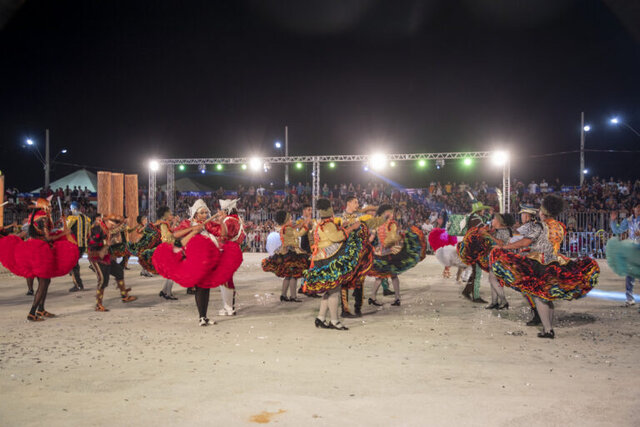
[263,162,271,172]
[61,149,68,154]
[275,141,282,149]
[463,158,473,167]
[329,162,336,169]
[418,159,427,168]
[26,139,34,146]
[178,164,185,171]
[583,169,589,174]
[370,153,387,170]
[199,164,206,174]
[216,164,223,171]
[363,165,369,172]
[435,159,445,169]
[149,160,159,171]
[249,157,262,171]
[295,162,303,170]
[390,161,396,167]
[583,125,591,132]
[491,151,509,167]
[241,164,247,170]
[610,117,619,125]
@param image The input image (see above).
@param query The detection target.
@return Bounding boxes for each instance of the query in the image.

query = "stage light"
[463,158,473,166]
[329,162,336,168]
[26,139,34,146]
[216,164,223,171]
[149,160,159,171]
[363,165,369,172]
[610,117,619,125]
[370,153,387,170]
[418,159,427,168]
[61,149,68,154]
[390,161,396,167]
[178,164,186,171]
[295,162,303,170]
[491,151,509,167]
[275,141,282,149]
[583,125,591,132]
[199,164,206,174]
[249,157,262,171]
[435,159,445,169]
[583,169,589,174]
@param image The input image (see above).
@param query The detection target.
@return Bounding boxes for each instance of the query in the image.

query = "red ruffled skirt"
[0,235,79,279]
[152,234,243,288]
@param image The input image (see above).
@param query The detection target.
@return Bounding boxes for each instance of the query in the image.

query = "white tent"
[31,169,97,193]
[160,177,213,193]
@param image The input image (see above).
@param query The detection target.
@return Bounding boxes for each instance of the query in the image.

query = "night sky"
[1,0,639,192]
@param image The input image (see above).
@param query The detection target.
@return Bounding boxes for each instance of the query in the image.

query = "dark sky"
[1,0,639,192]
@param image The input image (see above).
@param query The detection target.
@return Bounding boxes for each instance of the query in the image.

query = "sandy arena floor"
[0,254,638,426]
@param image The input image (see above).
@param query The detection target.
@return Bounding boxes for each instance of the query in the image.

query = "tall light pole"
[25,129,64,192]
[284,125,289,187]
[45,128,50,191]
[579,113,591,186]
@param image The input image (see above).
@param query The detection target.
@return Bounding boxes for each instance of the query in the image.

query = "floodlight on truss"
[370,153,387,170]
[491,151,509,167]
[249,157,263,171]
[149,160,160,171]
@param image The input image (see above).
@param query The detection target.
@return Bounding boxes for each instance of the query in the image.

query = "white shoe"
[625,300,636,307]
[199,317,215,326]
[218,305,236,316]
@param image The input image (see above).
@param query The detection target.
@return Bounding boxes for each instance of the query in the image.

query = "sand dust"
[0,254,638,426]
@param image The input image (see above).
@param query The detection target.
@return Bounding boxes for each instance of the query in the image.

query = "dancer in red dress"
[0,197,79,321]
[152,199,243,326]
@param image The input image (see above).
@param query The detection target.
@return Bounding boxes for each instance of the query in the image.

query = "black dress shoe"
[289,298,303,303]
[391,299,401,306]
[497,302,509,310]
[280,295,290,302]
[341,311,357,318]
[314,318,329,329]
[537,330,555,339]
[485,302,500,310]
[69,286,80,293]
[159,291,178,300]
[368,298,383,307]
[382,289,395,296]
[26,290,34,296]
[329,321,349,331]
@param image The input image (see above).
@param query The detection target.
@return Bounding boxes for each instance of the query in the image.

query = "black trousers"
[91,259,124,289]
[71,247,86,287]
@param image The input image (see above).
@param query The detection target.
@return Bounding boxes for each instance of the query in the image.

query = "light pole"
[284,125,289,188]
[580,113,591,186]
[610,117,640,138]
[25,129,67,191]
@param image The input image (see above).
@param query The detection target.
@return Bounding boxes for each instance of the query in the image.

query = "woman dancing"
[0,197,78,321]
[262,210,310,302]
[490,196,600,338]
[303,199,372,331]
[152,199,243,326]
[368,204,427,307]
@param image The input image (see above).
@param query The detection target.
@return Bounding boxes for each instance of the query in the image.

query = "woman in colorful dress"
[490,195,600,338]
[262,210,310,302]
[368,204,427,307]
[303,198,371,331]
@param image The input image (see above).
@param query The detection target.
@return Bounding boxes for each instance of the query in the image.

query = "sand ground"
[0,254,638,427]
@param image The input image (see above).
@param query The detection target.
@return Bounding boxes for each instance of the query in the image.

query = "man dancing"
[88,214,138,311]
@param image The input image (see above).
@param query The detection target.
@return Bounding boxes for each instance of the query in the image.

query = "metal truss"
[148,150,510,220]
